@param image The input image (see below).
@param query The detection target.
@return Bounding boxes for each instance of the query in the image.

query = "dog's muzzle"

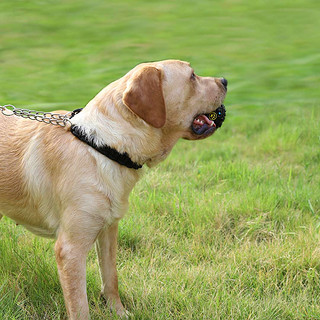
[191,104,226,136]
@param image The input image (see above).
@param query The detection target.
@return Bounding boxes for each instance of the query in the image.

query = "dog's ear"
[122,66,166,128]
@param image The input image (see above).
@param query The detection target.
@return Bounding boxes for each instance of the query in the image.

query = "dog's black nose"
[221,78,228,90]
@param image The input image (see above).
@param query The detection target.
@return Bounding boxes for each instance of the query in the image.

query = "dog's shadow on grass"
[118,222,145,253]
[118,232,143,253]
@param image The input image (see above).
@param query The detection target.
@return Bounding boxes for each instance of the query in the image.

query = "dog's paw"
[100,292,131,318]
[116,308,132,319]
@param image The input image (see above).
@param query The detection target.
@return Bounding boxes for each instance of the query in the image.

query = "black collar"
[69,109,142,170]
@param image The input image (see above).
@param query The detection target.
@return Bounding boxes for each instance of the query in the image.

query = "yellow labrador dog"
[0,60,227,319]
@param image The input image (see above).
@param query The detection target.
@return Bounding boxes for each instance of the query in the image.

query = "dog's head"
[121,60,227,141]
[85,60,227,166]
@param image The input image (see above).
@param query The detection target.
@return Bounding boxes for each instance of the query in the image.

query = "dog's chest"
[89,150,142,222]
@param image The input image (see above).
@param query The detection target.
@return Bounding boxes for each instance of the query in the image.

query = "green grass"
[0,0,320,319]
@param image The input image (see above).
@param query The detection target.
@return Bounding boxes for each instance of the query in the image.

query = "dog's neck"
[70,124,143,169]
[69,97,169,168]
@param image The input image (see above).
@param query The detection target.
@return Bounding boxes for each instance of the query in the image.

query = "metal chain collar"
[0,104,72,127]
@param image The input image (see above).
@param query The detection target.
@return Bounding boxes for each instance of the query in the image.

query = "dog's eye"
[190,72,196,80]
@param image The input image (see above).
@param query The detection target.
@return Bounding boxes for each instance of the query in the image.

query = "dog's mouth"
[191,105,226,136]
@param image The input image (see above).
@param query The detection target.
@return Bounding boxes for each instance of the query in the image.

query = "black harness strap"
[69,109,143,170]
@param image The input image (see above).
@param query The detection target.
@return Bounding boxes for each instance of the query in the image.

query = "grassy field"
[0,0,319,319]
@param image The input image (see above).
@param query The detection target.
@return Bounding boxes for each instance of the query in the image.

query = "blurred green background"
[1,0,319,108]
[0,0,320,319]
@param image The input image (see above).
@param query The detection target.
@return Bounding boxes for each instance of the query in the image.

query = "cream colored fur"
[0,60,226,319]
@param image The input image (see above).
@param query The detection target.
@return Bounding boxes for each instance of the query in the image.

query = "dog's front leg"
[55,230,97,320]
[96,222,128,317]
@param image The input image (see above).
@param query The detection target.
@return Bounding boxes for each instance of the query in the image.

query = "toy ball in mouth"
[192,105,226,135]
